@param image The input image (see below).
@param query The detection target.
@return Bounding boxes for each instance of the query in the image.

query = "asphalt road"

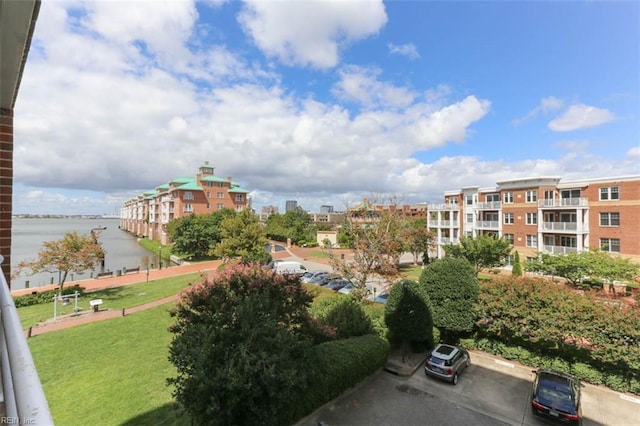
[300,350,640,426]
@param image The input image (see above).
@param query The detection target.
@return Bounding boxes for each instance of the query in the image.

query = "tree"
[444,234,512,274]
[14,231,105,295]
[168,265,324,425]
[401,218,434,265]
[312,295,373,339]
[512,251,523,276]
[264,207,315,245]
[213,209,270,264]
[167,209,235,258]
[329,199,406,299]
[419,257,479,342]
[384,279,434,360]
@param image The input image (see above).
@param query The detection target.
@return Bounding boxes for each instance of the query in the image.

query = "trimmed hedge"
[14,285,85,308]
[284,334,389,423]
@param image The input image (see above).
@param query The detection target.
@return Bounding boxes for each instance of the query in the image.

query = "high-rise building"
[320,205,334,213]
[285,200,298,212]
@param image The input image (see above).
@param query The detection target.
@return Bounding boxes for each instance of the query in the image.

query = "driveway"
[300,350,640,426]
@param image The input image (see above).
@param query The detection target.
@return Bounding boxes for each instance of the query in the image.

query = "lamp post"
[158,247,162,270]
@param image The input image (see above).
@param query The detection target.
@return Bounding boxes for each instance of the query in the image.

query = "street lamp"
[158,247,162,270]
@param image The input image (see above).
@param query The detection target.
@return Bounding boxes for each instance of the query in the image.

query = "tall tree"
[330,199,405,299]
[512,251,523,276]
[401,218,434,265]
[419,257,479,342]
[168,265,322,425]
[167,209,235,259]
[14,231,105,295]
[213,209,270,264]
[444,234,512,274]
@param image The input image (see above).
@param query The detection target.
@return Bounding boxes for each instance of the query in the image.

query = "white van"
[273,261,308,276]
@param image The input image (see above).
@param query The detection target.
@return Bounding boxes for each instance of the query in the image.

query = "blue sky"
[13,0,639,215]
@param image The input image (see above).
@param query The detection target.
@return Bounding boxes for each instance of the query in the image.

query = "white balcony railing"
[543,245,578,254]
[538,198,589,208]
[541,222,578,232]
[475,201,501,210]
[0,256,54,424]
[475,220,500,230]
[427,203,459,211]
[428,220,457,227]
[438,237,460,245]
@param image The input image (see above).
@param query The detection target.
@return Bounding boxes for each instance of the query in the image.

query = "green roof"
[171,177,193,184]
[229,185,250,193]
[173,181,204,191]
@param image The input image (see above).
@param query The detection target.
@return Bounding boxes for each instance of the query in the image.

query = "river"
[10,217,155,290]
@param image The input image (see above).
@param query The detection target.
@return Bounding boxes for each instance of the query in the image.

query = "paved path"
[20,244,342,337]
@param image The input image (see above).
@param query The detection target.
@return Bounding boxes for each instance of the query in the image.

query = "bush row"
[460,337,640,395]
[14,285,85,308]
[284,334,390,423]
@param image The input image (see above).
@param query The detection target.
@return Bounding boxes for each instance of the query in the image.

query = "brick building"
[121,162,250,245]
[428,175,640,265]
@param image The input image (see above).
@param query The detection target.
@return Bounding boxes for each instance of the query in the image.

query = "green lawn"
[307,250,331,258]
[18,274,199,329]
[29,304,190,425]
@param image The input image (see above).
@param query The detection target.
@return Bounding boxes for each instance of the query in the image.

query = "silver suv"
[424,344,471,385]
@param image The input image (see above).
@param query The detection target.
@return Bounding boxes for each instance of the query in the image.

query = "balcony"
[438,237,460,245]
[475,220,500,230]
[475,201,501,210]
[428,220,457,227]
[543,245,578,255]
[160,196,174,203]
[0,258,53,424]
[538,198,589,208]
[427,203,459,211]
[541,221,579,232]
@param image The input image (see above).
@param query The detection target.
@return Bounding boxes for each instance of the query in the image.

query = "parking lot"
[300,350,640,426]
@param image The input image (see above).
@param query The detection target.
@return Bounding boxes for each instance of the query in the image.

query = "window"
[183,203,193,213]
[216,182,225,187]
[504,233,514,244]
[504,213,514,224]
[235,205,243,212]
[600,186,619,201]
[600,238,620,253]
[465,195,474,205]
[560,236,576,247]
[206,203,210,209]
[561,189,580,199]
[525,190,537,203]
[486,193,500,202]
[183,191,193,200]
[600,212,620,227]
[235,194,244,202]
[503,192,514,203]
[526,235,537,247]
[526,213,537,225]
[217,203,224,210]
[206,192,210,198]
[466,213,473,223]
[217,192,224,198]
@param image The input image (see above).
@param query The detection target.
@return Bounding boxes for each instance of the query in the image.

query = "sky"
[13,0,640,215]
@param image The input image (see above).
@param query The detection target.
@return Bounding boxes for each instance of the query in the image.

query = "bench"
[89,299,103,312]
[124,267,140,274]
[96,271,113,278]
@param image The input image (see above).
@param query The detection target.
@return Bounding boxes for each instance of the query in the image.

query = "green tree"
[444,234,512,274]
[330,200,405,299]
[213,209,270,264]
[419,257,479,342]
[168,265,323,425]
[512,251,523,276]
[312,295,373,339]
[14,231,105,296]
[401,218,434,265]
[384,279,434,360]
[167,209,235,258]
[265,207,314,245]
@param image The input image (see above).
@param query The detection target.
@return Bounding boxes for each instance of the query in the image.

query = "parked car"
[531,370,582,425]
[322,278,350,291]
[273,261,307,275]
[308,272,331,285]
[424,344,471,385]
[373,292,389,304]
[339,283,373,295]
[302,271,328,284]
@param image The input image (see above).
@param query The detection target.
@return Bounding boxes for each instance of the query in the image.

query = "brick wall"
[0,108,13,286]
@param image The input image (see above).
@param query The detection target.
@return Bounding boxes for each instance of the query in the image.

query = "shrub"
[571,362,604,385]
[14,285,85,308]
[385,280,434,348]
[313,295,373,339]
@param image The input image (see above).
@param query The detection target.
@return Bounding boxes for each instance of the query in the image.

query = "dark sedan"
[321,278,351,291]
[531,370,582,425]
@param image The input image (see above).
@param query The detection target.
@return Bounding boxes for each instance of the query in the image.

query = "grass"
[398,264,423,280]
[29,303,190,426]
[18,274,199,329]
[307,250,331,258]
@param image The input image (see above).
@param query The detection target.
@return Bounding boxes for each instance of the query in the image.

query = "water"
[10,218,155,290]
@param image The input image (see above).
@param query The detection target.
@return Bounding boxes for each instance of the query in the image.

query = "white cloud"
[387,42,419,60]
[332,66,415,109]
[548,103,616,132]
[237,0,387,68]
[512,96,564,126]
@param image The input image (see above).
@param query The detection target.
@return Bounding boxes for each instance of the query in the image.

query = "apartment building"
[121,162,250,244]
[427,175,640,264]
